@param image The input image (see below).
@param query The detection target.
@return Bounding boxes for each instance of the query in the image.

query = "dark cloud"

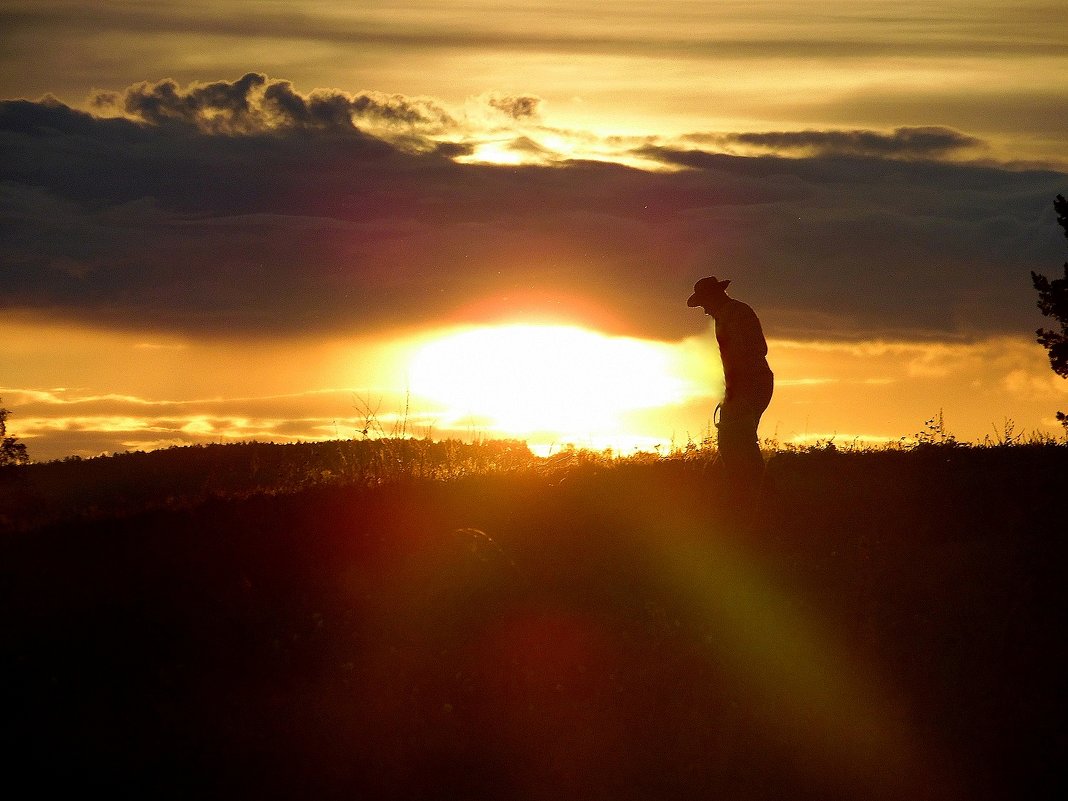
[91,73,455,134]
[113,72,268,131]
[487,94,543,120]
[690,126,985,160]
[1,83,1065,343]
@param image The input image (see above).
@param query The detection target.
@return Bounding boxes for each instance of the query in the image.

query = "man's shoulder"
[725,298,757,318]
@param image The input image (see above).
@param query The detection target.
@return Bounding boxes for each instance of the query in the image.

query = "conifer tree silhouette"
[0,400,30,466]
[1031,195,1068,429]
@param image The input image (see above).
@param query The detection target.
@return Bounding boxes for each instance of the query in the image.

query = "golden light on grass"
[408,324,691,446]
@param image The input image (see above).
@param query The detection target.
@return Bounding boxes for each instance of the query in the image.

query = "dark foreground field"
[2,442,1065,800]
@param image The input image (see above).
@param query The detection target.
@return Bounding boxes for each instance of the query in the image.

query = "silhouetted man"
[688,276,774,492]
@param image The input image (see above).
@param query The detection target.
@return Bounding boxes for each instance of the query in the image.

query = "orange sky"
[1,1,1066,460]
[4,314,1065,461]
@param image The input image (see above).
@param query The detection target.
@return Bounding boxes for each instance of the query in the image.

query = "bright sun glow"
[455,140,529,166]
[409,324,690,447]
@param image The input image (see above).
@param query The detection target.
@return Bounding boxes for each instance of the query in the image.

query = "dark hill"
[1,443,1065,800]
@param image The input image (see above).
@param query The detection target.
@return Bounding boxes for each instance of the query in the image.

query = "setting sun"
[409,324,691,447]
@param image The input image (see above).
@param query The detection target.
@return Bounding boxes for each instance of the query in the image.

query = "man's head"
[687,276,731,314]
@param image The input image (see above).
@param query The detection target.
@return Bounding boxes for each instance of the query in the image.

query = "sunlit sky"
[2,1,1067,459]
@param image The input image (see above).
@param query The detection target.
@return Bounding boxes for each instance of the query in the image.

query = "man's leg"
[717,398,765,492]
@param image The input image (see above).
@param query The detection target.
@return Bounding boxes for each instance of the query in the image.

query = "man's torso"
[715,298,772,391]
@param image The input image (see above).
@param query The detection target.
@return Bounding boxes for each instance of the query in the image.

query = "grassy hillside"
[2,441,1065,800]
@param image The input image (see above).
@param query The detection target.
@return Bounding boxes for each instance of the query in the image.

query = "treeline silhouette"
[2,439,1066,800]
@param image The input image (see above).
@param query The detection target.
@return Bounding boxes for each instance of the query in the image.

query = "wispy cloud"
[4,2,1063,60]
[683,127,986,161]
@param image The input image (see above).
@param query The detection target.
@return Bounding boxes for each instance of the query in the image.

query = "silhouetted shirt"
[714,298,772,391]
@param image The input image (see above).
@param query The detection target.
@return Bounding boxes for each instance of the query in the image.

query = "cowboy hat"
[687,276,731,307]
